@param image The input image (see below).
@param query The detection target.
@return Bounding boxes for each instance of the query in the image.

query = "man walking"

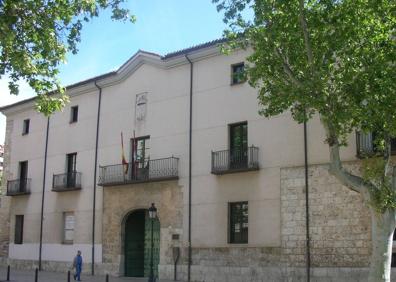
[72,250,83,281]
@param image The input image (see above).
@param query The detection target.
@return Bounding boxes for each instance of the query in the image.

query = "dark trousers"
[74,267,81,281]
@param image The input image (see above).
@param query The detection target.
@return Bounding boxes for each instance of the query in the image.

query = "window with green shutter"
[229,202,248,244]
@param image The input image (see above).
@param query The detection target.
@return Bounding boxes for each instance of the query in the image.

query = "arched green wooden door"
[144,213,160,277]
[125,210,145,277]
[124,210,160,277]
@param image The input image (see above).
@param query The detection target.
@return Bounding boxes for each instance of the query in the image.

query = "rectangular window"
[19,161,28,192]
[66,153,77,173]
[131,136,150,180]
[63,212,75,244]
[132,136,150,163]
[357,131,396,156]
[70,106,78,123]
[229,202,248,244]
[229,122,248,169]
[15,215,24,244]
[22,119,30,135]
[231,62,245,85]
[66,153,77,187]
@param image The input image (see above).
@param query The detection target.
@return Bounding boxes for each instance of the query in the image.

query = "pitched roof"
[162,38,227,59]
[0,38,226,112]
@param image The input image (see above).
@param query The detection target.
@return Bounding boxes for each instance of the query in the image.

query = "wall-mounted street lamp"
[148,203,157,282]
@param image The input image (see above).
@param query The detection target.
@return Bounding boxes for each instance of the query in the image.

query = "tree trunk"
[368,209,396,282]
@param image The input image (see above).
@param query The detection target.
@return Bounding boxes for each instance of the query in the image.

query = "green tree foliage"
[215,0,396,140]
[0,0,135,115]
[214,0,396,201]
[215,1,396,281]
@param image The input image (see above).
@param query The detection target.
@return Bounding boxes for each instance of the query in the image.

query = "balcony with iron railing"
[356,132,396,158]
[52,172,82,192]
[7,178,31,196]
[211,146,259,175]
[98,157,179,186]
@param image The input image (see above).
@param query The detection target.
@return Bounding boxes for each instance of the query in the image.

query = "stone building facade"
[0,120,13,259]
[0,39,392,281]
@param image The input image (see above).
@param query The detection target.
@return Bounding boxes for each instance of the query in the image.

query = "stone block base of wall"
[0,258,117,276]
[4,259,396,281]
[160,265,396,282]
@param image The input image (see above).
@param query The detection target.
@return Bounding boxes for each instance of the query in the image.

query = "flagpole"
[132,130,136,180]
[121,132,126,182]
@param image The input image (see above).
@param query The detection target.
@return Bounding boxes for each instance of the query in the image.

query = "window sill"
[228,242,248,245]
[230,81,246,86]
[62,241,74,245]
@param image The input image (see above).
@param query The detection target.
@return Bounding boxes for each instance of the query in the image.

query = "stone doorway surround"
[101,181,183,277]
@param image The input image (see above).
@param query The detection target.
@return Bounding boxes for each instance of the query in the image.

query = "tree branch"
[384,134,392,179]
[321,117,371,196]
[274,47,303,87]
[298,0,315,75]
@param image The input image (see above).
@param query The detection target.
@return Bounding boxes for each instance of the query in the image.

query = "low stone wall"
[0,258,116,275]
[160,265,396,282]
[281,163,371,268]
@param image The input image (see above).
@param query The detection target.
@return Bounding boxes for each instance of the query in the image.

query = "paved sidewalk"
[0,268,177,282]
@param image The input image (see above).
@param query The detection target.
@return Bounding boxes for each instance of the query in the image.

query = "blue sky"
[0,0,228,143]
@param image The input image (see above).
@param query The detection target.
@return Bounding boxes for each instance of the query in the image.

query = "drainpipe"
[39,116,50,271]
[92,81,102,275]
[304,118,310,282]
[185,54,193,282]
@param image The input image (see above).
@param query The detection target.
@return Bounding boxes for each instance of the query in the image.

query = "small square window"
[229,201,248,244]
[231,62,245,85]
[22,119,30,135]
[15,215,24,244]
[63,212,75,244]
[70,106,78,123]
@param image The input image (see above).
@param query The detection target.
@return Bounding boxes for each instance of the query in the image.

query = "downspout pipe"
[185,54,193,282]
[92,81,102,275]
[304,118,311,282]
[39,116,50,271]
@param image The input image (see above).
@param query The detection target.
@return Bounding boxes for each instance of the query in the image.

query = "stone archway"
[123,209,160,277]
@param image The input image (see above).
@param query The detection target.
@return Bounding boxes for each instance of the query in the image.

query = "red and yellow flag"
[121,132,128,174]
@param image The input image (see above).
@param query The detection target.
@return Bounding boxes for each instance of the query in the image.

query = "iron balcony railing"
[211,146,259,175]
[52,172,82,191]
[7,178,31,196]
[356,132,396,157]
[98,157,179,186]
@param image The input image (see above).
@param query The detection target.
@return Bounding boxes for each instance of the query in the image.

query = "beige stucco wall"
[0,45,365,278]
[4,90,102,263]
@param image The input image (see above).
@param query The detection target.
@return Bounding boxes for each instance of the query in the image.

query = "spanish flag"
[121,132,128,174]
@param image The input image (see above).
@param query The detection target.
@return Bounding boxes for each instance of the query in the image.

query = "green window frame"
[228,201,248,244]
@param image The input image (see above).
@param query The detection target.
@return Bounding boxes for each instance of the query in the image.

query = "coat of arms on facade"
[135,93,147,121]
